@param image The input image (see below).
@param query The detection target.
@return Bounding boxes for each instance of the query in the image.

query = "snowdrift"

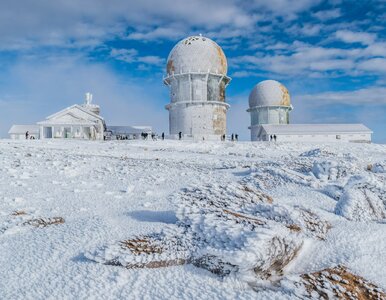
[86,179,330,282]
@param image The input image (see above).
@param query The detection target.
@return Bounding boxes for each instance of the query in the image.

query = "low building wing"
[255,124,372,143]
[261,124,372,135]
[8,125,40,135]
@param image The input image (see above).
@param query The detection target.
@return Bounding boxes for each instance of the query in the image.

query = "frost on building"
[106,126,152,140]
[37,93,106,140]
[248,80,372,143]
[8,125,40,139]
[164,35,231,141]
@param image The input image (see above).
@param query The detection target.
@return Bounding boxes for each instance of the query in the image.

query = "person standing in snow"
[231,134,234,141]
[274,134,277,142]
[161,132,165,140]
[235,134,238,141]
[25,131,29,139]
[178,132,182,140]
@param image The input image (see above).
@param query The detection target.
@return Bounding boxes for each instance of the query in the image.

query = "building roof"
[37,104,104,126]
[8,125,39,134]
[107,126,152,134]
[249,80,291,108]
[45,104,104,121]
[166,35,227,76]
[260,124,373,135]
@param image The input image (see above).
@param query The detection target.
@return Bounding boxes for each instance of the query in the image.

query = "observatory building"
[248,80,372,143]
[164,35,231,140]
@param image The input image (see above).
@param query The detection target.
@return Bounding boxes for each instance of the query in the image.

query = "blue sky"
[0,0,385,142]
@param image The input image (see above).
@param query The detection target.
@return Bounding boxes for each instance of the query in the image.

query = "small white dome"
[166,36,227,76]
[249,80,291,108]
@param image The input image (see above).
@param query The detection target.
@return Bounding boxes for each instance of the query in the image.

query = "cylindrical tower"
[247,80,293,141]
[164,35,231,140]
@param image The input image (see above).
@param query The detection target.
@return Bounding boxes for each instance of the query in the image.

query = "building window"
[336,135,341,139]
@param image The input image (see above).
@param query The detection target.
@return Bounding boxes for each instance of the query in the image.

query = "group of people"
[269,134,277,142]
[25,131,35,140]
[140,132,157,140]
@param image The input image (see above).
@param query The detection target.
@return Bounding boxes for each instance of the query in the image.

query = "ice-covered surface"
[0,139,385,299]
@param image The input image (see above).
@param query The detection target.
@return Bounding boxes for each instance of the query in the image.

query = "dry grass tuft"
[241,185,273,204]
[106,258,186,269]
[298,208,331,240]
[23,217,65,228]
[302,265,386,300]
[106,235,187,269]
[119,237,163,255]
[11,210,28,216]
[191,255,237,277]
[286,224,302,232]
[222,209,266,226]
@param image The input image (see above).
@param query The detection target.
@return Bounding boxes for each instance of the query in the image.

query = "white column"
[39,126,44,139]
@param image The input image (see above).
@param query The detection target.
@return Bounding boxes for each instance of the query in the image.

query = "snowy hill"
[0,139,385,299]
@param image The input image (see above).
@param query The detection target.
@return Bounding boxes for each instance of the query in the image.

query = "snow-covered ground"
[0,139,385,299]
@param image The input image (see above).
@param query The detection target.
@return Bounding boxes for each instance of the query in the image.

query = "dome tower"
[164,35,231,140]
[247,80,293,141]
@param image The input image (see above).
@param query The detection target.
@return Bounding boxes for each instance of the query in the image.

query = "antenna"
[85,92,93,105]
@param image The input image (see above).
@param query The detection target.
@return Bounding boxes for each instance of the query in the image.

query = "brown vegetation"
[23,217,65,227]
[302,266,386,300]
[11,210,28,216]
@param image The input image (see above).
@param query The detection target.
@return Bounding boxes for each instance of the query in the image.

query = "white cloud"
[250,0,321,17]
[313,8,341,21]
[357,58,386,73]
[335,30,376,45]
[231,45,359,76]
[127,26,185,41]
[110,48,164,66]
[0,0,255,50]
[0,57,169,137]
[110,48,138,63]
[297,86,386,106]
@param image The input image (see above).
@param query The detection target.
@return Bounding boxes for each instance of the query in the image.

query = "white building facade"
[256,124,372,142]
[37,94,105,140]
[106,126,152,140]
[37,105,105,140]
[164,35,231,141]
[248,80,372,143]
[8,125,40,139]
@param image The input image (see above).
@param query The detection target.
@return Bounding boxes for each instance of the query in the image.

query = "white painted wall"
[165,72,230,140]
[168,102,227,140]
[10,133,39,140]
[249,106,291,126]
[251,127,371,143]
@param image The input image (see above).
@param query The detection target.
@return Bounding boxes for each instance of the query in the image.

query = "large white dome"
[249,80,291,108]
[166,35,227,76]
